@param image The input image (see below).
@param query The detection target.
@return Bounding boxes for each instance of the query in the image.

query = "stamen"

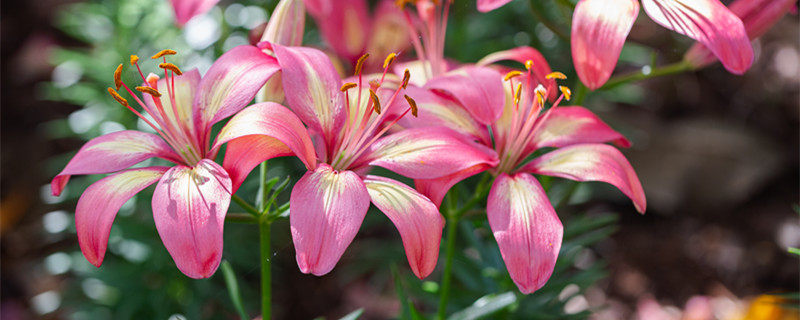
[354,53,369,76]
[107,88,129,106]
[130,55,139,65]
[404,94,418,117]
[151,49,177,59]
[340,82,358,92]
[114,64,124,90]
[159,63,183,75]
[525,60,534,70]
[136,86,162,97]
[369,79,381,88]
[369,89,382,114]
[546,71,567,80]
[535,85,546,107]
[402,69,411,89]
[514,83,522,105]
[559,85,571,101]
[504,70,523,81]
[383,53,397,69]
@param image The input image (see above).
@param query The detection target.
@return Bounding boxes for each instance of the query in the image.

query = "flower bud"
[260,0,305,47]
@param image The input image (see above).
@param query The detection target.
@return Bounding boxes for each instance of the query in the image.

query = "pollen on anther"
[107,87,129,106]
[383,53,397,69]
[404,94,418,117]
[402,69,411,89]
[369,89,382,114]
[130,55,139,65]
[340,82,358,92]
[514,83,522,105]
[525,60,534,70]
[355,53,369,76]
[136,86,162,97]
[151,49,177,59]
[559,85,571,101]
[114,64,124,90]
[159,63,183,75]
[546,71,567,80]
[504,70,523,81]
[535,85,547,107]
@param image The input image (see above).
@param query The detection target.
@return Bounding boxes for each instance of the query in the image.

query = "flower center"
[107,49,204,166]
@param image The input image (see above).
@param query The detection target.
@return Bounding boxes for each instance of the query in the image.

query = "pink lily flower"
[401,51,646,293]
[572,0,754,90]
[218,44,499,278]
[170,0,219,26]
[684,0,796,70]
[477,0,514,12]
[51,46,280,278]
[304,0,411,72]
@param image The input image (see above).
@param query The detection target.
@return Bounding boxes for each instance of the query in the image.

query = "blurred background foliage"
[1,0,798,319]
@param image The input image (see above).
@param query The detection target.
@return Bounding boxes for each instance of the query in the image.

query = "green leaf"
[447,292,517,320]
[789,247,800,256]
[220,260,248,320]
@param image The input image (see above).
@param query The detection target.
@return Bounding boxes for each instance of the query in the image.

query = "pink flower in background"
[572,0,753,90]
[401,49,646,293]
[170,0,219,26]
[684,0,796,70]
[51,47,279,278]
[477,0,513,12]
[218,44,498,278]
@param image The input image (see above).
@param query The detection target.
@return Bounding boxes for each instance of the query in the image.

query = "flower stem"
[225,213,258,224]
[232,195,260,217]
[436,211,459,320]
[601,61,691,89]
[260,217,272,320]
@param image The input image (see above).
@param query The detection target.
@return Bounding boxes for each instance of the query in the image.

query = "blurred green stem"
[529,0,569,40]
[572,82,588,106]
[437,210,459,320]
[225,213,258,224]
[602,61,692,89]
[257,161,273,320]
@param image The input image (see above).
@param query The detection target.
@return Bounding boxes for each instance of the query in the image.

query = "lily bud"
[261,0,305,48]
[685,0,795,70]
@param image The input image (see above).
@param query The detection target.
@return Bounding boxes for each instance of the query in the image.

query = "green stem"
[232,195,260,217]
[572,82,588,106]
[260,218,272,320]
[528,0,569,41]
[601,61,691,89]
[437,214,459,320]
[225,213,258,224]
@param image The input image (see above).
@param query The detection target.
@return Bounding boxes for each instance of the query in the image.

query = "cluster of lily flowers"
[52,0,792,294]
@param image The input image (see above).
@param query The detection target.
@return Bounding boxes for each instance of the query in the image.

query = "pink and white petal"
[571,0,639,90]
[194,45,280,134]
[396,86,489,144]
[260,0,306,47]
[273,44,345,142]
[522,144,646,213]
[415,163,493,208]
[290,164,370,276]
[301,0,332,17]
[213,102,317,190]
[487,173,563,294]
[476,46,556,95]
[152,159,232,279]
[51,130,181,196]
[143,69,201,137]
[363,127,499,180]
[76,167,169,267]
[531,106,631,149]
[170,0,219,26]
[425,66,505,125]
[642,0,752,74]
[477,0,513,12]
[363,176,444,279]
[310,0,370,64]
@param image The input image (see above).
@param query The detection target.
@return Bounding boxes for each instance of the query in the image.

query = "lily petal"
[477,0,513,12]
[571,0,639,90]
[143,69,201,138]
[76,167,169,267]
[51,130,181,196]
[531,106,631,149]
[170,0,219,26]
[214,102,317,192]
[522,144,646,213]
[364,176,444,279]
[364,127,499,180]
[415,163,493,207]
[396,86,489,144]
[365,1,411,71]
[309,0,370,64]
[290,164,370,276]
[487,173,563,294]
[425,66,506,125]
[476,46,556,96]
[152,159,232,279]
[273,44,345,143]
[194,45,280,137]
[261,0,306,47]
[642,0,753,74]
